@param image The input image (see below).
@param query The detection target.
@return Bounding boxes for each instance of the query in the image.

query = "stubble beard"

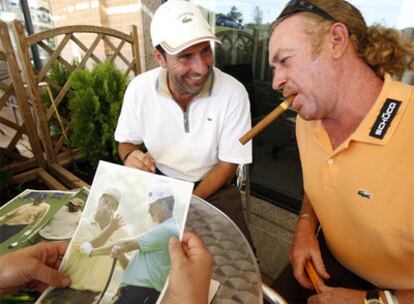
[172,66,212,96]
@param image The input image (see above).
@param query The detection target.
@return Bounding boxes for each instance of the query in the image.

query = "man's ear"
[153,48,167,68]
[329,23,349,59]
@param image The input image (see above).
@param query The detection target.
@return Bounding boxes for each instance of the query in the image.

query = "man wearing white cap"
[91,183,179,304]
[115,0,253,246]
[42,188,128,303]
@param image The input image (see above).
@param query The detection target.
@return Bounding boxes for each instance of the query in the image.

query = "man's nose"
[272,70,287,91]
[192,54,209,76]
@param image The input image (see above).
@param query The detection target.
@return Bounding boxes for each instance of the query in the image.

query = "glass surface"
[186,195,263,303]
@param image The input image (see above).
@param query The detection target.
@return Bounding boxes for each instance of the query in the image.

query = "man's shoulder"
[147,218,178,236]
[129,67,162,87]
[213,67,247,93]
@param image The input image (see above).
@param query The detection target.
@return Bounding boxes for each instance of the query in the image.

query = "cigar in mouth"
[239,95,295,145]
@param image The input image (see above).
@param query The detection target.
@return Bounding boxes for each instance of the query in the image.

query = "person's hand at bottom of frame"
[0,242,71,295]
[162,232,213,304]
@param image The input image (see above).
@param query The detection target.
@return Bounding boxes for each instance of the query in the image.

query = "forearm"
[90,244,114,256]
[297,193,319,232]
[193,161,237,199]
[117,254,129,269]
[90,238,138,257]
[117,239,139,253]
[118,142,140,163]
[89,225,118,248]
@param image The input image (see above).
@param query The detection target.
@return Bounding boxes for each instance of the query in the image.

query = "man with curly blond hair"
[268,1,414,303]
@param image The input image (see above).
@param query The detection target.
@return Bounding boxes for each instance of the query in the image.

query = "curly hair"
[270,0,414,78]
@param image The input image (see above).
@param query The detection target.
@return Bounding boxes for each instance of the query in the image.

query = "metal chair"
[236,163,252,222]
[262,283,288,304]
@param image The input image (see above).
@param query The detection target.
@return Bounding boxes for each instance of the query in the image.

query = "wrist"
[299,213,312,220]
[107,223,117,233]
[297,213,318,230]
[122,149,137,163]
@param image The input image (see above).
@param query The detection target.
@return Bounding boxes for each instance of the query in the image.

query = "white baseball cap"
[150,0,221,55]
[102,188,121,203]
[147,183,173,205]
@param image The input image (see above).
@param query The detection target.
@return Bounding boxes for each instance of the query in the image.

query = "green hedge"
[69,61,128,166]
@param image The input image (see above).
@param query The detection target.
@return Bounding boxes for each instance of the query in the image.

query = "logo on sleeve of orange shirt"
[369,98,401,139]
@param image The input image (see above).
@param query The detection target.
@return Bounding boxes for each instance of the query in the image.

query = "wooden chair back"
[0,21,44,177]
[11,21,141,165]
[0,21,77,189]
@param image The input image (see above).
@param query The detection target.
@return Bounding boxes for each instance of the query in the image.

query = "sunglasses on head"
[277,0,336,22]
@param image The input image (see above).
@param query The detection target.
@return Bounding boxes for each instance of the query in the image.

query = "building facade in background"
[48,0,161,71]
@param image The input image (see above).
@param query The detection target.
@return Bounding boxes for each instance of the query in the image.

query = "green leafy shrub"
[69,61,128,166]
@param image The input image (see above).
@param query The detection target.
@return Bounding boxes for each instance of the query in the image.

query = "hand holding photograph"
[0,189,78,254]
[36,161,193,304]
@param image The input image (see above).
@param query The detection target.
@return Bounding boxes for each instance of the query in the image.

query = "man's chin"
[184,82,204,95]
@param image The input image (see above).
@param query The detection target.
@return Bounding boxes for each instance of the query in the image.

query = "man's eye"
[180,54,192,60]
[280,56,290,65]
[201,47,211,55]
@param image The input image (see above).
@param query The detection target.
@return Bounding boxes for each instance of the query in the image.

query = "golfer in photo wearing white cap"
[115,0,254,248]
[90,183,179,304]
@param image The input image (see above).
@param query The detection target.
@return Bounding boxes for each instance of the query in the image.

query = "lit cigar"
[239,95,294,145]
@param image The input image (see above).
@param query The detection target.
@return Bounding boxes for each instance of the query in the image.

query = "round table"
[186,195,263,304]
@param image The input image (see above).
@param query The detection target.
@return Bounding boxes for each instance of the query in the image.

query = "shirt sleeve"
[218,88,252,164]
[114,77,144,145]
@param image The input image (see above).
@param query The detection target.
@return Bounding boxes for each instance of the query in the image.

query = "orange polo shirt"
[296,74,414,289]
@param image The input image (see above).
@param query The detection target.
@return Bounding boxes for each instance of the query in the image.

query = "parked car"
[215,16,244,30]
